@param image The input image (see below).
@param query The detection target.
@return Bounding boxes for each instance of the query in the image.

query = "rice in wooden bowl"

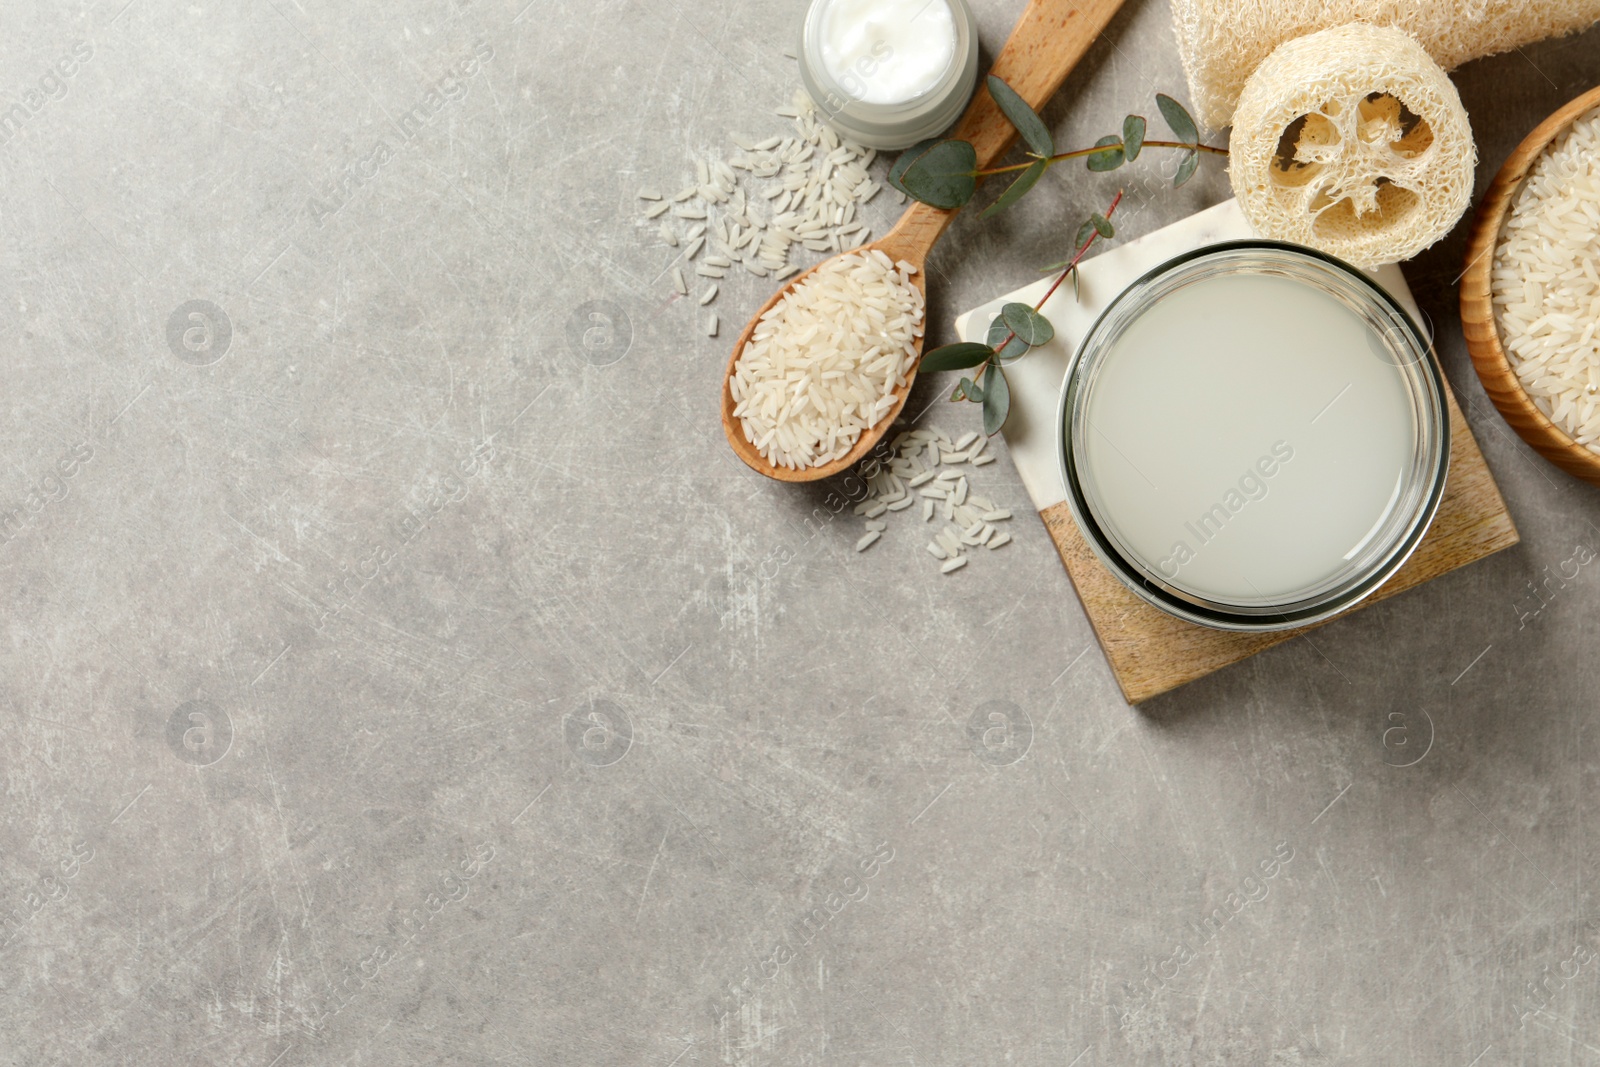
[1462,84,1600,487]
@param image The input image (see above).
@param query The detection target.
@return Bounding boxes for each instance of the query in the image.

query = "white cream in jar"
[817,0,957,104]
[798,0,979,149]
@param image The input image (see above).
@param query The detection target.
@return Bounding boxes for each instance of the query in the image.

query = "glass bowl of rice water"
[1057,241,1450,632]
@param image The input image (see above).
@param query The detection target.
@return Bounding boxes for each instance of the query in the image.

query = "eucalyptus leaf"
[1092,213,1114,239]
[957,375,985,403]
[986,317,1010,348]
[887,138,940,195]
[986,317,1028,361]
[1122,114,1146,161]
[920,341,994,373]
[1042,259,1085,300]
[980,158,1047,219]
[1086,135,1124,172]
[987,75,1053,157]
[1002,302,1054,347]
[895,138,978,209]
[1174,148,1199,188]
[1075,218,1096,249]
[1156,93,1198,146]
[981,362,1011,435]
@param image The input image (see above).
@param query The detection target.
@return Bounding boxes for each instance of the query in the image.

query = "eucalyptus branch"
[1033,189,1122,312]
[888,80,1226,434]
[921,190,1124,436]
[886,83,1220,215]
[977,140,1228,178]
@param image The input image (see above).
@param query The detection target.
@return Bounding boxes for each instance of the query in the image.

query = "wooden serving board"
[954,200,1519,704]
[1038,383,1517,703]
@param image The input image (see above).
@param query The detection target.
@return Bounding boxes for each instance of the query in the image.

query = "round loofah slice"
[1229,23,1476,270]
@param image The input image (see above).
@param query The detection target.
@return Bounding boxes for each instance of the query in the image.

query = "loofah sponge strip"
[1229,23,1475,270]
[1173,0,1600,131]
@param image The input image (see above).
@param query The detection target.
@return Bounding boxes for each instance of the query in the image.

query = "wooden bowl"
[1461,83,1600,488]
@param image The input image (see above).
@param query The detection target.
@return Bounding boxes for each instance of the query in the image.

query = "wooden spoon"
[721,0,1127,482]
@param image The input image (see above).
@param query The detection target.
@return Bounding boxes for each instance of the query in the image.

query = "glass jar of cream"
[1057,242,1450,632]
[797,0,979,150]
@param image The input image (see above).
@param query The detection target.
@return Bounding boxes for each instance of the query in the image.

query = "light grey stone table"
[2,2,1598,1064]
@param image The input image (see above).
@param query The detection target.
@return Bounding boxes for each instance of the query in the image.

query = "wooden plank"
[1040,365,1520,704]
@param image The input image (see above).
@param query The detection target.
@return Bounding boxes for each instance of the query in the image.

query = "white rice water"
[1079,271,1417,603]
